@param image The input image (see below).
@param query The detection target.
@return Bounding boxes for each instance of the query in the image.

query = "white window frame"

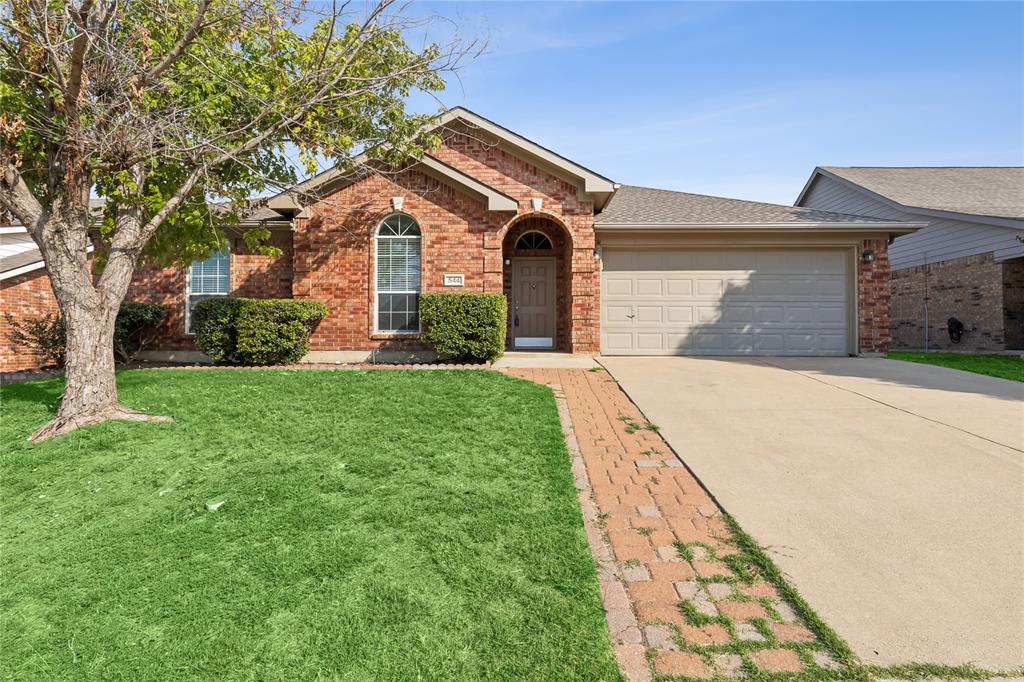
[185,248,231,335]
[374,214,422,334]
[514,230,553,250]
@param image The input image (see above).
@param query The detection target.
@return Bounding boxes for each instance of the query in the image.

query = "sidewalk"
[503,367,842,681]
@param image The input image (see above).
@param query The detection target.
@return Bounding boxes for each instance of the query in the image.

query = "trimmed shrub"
[235,299,329,365]
[191,298,328,365]
[191,298,242,362]
[114,302,168,362]
[420,292,507,362]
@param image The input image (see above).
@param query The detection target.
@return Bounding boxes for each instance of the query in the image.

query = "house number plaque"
[443,273,465,287]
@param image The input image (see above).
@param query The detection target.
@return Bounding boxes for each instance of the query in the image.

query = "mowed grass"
[887,351,1023,382]
[0,370,621,682]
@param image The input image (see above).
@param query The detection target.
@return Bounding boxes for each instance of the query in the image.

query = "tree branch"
[143,0,211,83]
[65,0,95,111]
[0,164,47,234]
[133,0,397,247]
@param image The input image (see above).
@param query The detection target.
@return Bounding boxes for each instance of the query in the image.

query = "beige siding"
[800,175,1024,269]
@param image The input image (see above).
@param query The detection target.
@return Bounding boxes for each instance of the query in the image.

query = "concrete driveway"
[600,356,1024,671]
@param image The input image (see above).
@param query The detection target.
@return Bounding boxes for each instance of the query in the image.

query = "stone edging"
[0,362,492,385]
[548,382,651,682]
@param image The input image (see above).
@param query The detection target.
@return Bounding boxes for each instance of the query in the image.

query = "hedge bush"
[191,298,328,365]
[114,301,168,362]
[420,292,507,362]
[190,298,241,362]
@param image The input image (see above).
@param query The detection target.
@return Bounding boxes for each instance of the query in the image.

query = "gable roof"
[269,107,617,216]
[595,185,918,232]
[797,167,1024,224]
[269,152,518,215]
[438,107,616,196]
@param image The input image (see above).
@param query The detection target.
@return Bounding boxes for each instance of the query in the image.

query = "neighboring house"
[1,109,919,371]
[796,167,1024,351]
[1,227,93,371]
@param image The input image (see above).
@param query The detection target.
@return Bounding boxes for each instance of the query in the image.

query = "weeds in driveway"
[655,519,1015,682]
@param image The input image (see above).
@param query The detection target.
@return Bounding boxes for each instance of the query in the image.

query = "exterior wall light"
[862,249,875,263]
[530,197,543,212]
[390,196,404,211]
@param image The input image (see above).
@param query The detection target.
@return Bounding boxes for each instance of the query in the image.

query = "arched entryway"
[502,216,572,351]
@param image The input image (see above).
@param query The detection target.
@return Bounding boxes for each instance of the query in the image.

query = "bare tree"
[0,0,472,441]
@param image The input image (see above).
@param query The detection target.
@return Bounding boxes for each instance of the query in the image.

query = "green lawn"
[0,370,620,682]
[887,352,1024,382]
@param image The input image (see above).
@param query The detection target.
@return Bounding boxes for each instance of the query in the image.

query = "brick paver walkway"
[504,367,843,681]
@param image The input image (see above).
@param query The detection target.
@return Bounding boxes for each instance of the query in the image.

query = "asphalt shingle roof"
[821,167,1024,220]
[595,185,893,226]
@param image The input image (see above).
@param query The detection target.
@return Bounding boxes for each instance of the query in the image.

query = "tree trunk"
[28,220,173,442]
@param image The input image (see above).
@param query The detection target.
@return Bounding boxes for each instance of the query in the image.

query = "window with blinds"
[376,215,421,332]
[186,249,230,333]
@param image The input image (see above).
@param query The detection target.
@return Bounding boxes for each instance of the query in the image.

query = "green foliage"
[190,298,243,363]
[1,1,450,267]
[0,370,621,681]
[235,299,329,365]
[2,312,65,367]
[4,302,168,367]
[420,293,507,362]
[888,352,1023,382]
[191,298,328,365]
[113,302,168,363]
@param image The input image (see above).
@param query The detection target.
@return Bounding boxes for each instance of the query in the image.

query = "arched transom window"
[515,230,552,250]
[376,214,422,332]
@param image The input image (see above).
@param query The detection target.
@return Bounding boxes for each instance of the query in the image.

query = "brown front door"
[511,258,556,349]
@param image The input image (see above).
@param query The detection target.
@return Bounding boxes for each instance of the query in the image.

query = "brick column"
[857,238,891,354]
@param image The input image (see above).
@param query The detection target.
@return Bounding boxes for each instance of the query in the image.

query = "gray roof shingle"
[820,167,1024,220]
[595,185,894,226]
[1,247,44,275]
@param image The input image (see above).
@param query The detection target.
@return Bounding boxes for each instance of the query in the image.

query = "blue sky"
[407,1,1023,205]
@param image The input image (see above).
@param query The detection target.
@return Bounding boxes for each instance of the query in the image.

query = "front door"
[512,258,556,349]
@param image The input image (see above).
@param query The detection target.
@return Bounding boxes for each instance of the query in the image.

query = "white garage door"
[601,249,850,356]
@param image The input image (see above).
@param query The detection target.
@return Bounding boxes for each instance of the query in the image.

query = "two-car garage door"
[601,249,851,356]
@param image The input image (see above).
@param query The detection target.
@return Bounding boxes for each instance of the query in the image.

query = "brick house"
[797,167,1024,351]
[2,109,921,371]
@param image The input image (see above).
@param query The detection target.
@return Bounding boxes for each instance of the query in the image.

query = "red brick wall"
[891,252,1013,352]
[435,122,599,352]
[232,230,294,299]
[125,259,191,350]
[1,269,60,371]
[4,124,604,364]
[293,170,500,351]
[857,238,891,353]
[124,230,293,350]
[295,124,601,354]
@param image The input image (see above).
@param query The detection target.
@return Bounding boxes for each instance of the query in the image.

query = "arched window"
[376,214,422,332]
[515,230,552,250]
